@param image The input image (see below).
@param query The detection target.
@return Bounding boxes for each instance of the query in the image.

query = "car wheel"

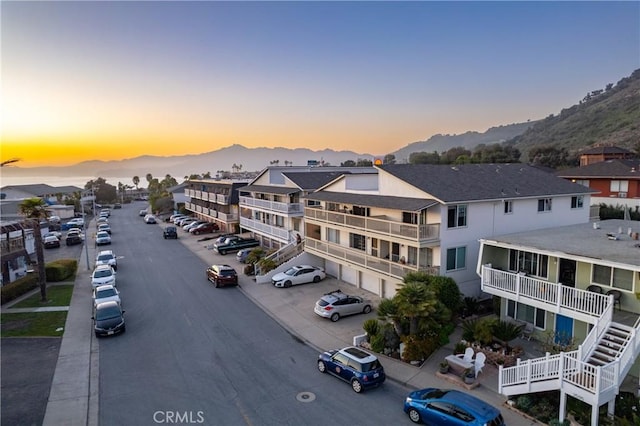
[220,250,226,255]
[351,379,363,393]
[313,275,321,283]
[363,305,372,314]
[408,408,421,423]
[95,332,100,338]
[330,313,340,322]
[284,281,292,288]
[317,360,326,373]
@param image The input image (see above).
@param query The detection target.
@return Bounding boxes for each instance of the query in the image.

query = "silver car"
[314,289,372,322]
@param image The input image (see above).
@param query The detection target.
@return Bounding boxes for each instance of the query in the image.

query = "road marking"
[183,312,192,327]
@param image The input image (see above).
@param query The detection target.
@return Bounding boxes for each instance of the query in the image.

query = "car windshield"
[96,288,116,298]
[422,389,450,399]
[94,270,113,278]
[97,255,113,261]
[97,232,108,237]
[220,270,235,277]
[95,305,121,320]
[361,360,381,372]
[284,268,298,276]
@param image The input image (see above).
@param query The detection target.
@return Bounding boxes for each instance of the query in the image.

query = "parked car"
[314,289,372,322]
[317,346,385,393]
[92,284,121,308]
[159,226,176,240]
[139,209,148,217]
[183,220,205,232]
[174,216,194,226]
[91,265,116,288]
[206,264,238,288]
[67,227,84,237]
[113,203,122,209]
[179,218,198,228]
[98,223,112,234]
[213,236,260,255]
[65,218,85,228]
[403,388,505,425]
[66,233,83,246]
[96,216,109,224]
[236,248,252,263]
[100,209,111,217]
[190,222,219,235]
[43,235,61,249]
[144,214,157,224]
[95,231,112,245]
[95,250,118,270]
[272,265,326,288]
[44,231,63,239]
[92,300,125,337]
[170,214,188,223]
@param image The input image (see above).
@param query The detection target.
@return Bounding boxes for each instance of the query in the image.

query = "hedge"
[1,274,39,305]
[1,258,78,305]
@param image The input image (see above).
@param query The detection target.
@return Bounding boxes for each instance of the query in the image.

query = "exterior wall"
[377,172,430,198]
[321,173,378,193]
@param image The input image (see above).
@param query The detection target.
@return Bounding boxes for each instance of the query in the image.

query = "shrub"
[429,276,462,314]
[244,264,255,276]
[515,395,534,412]
[454,342,468,354]
[462,296,478,317]
[363,318,380,338]
[401,335,437,362]
[370,333,385,353]
[45,259,78,282]
[246,248,265,264]
[257,258,277,274]
[1,274,39,304]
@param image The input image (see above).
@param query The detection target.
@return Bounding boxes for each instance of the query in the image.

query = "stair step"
[588,358,608,366]
[591,352,615,363]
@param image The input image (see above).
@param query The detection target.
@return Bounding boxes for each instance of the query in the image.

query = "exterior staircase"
[481,265,640,425]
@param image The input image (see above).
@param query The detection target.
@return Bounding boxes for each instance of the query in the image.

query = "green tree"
[383,154,396,164]
[394,282,437,335]
[132,176,140,189]
[356,158,373,167]
[146,173,153,184]
[18,198,49,301]
[409,151,440,164]
[340,160,356,167]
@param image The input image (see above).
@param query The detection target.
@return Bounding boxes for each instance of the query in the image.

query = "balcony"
[240,196,304,215]
[240,217,290,241]
[305,238,439,280]
[304,207,439,242]
[1,237,25,254]
[216,211,238,222]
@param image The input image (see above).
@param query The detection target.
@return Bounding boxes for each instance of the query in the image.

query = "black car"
[66,233,83,246]
[92,301,125,337]
[163,226,178,239]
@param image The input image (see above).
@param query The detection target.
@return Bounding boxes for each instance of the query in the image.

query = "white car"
[66,229,85,240]
[183,220,204,231]
[272,265,327,288]
[44,231,63,239]
[93,284,121,307]
[144,214,157,224]
[66,218,85,227]
[96,250,118,271]
[98,223,112,234]
[91,265,117,288]
[95,231,112,245]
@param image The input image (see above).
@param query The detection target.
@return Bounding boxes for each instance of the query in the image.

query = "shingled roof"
[556,159,640,178]
[282,171,351,191]
[306,191,437,211]
[379,163,596,203]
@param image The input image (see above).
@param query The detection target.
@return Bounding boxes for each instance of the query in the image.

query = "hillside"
[511,69,640,160]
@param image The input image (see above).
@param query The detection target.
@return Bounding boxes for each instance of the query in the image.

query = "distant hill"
[391,121,536,163]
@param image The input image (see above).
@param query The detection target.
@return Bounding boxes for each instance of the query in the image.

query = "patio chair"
[606,289,622,310]
[455,347,475,363]
[586,285,602,294]
[474,352,486,378]
[521,322,534,341]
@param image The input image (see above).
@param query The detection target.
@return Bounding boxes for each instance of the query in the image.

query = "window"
[592,265,634,291]
[307,199,320,207]
[326,228,340,244]
[407,246,418,266]
[402,211,418,224]
[610,180,629,192]
[352,206,370,216]
[504,200,513,214]
[575,179,589,187]
[537,198,552,212]
[571,196,584,209]
[447,205,467,228]
[275,215,284,227]
[509,250,549,278]
[507,301,546,329]
[446,246,466,271]
[349,233,366,251]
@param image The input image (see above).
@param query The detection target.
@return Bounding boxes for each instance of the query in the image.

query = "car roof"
[211,264,234,270]
[95,284,116,291]
[339,346,378,363]
[95,300,120,309]
[94,264,113,271]
[434,389,499,416]
[97,250,114,256]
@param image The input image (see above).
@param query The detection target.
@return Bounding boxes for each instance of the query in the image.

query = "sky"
[2,1,639,168]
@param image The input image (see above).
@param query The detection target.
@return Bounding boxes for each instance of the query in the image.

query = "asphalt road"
[97,204,412,426]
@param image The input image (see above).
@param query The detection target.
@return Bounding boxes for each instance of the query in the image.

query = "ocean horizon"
[0,175,142,189]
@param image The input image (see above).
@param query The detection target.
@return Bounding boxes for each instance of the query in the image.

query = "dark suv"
[206,264,238,288]
[163,226,178,239]
[318,346,385,393]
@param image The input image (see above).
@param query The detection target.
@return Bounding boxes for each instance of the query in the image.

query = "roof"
[0,183,81,196]
[580,146,635,155]
[237,184,299,195]
[481,219,640,268]
[306,191,437,211]
[379,163,596,203]
[282,171,351,191]
[556,159,640,179]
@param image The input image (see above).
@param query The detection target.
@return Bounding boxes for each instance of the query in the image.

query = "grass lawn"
[11,285,74,308]
[1,311,68,337]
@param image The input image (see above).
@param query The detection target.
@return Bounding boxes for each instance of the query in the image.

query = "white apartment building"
[303,163,596,299]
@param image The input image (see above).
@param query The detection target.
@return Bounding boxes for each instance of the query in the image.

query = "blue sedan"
[403,388,505,425]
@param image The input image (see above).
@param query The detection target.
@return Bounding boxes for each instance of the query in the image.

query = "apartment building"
[1,221,35,286]
[303,163,596,299]
[238,166,375,250]
[477,219,640,425]
[184,179,251,234]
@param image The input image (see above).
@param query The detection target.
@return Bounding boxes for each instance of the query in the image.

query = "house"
[579,146,636,167]
[302,163,596,299]
[238,166,376,251]
[556,159,640,210]
[1,221,35,286]
[167,182,189,212]
[0,183,81,204]
[477,218,640,425]
[183,179,252,234]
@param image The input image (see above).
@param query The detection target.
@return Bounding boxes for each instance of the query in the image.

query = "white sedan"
[95,231,112,245]
[272,265,326,288]
[92,284,121,308]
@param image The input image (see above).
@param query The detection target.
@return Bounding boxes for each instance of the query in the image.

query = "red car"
[206,264,238,288]
[190,222,219,235]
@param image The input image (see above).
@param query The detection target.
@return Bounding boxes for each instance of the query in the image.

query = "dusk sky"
[2,1,639,167]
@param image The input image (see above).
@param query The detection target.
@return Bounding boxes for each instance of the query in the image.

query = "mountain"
[0,145,376,180]
[391,121,536,163]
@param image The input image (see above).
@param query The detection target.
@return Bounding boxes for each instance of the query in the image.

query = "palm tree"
[394,282,437,335]
[1,158,21,167]
[18,198,49,301]
[146,173,153,184]
[132,176,140,189]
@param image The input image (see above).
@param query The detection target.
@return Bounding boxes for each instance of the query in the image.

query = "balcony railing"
[304,207,439,242]
[240,217,289,241]
[239,196,304,215]
[305,238,439,279]
[1,237,25,254]
[481,266,612,324]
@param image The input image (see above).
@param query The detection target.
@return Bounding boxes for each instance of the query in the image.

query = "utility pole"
[82,190,90,270]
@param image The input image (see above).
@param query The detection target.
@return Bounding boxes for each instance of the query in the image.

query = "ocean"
[0,175,140,189]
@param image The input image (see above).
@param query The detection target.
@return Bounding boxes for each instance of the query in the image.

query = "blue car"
[317,346,385,393]
[404,388,505,425]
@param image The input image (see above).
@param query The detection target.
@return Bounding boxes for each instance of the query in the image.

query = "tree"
[1,158,21,167]
[409,151,440,164]
[146,173,153,184]
[394,282,437,335]
[383,154,396,165]
[132,176,140,189]
[18,198,49,301]
[356,158,373,167]
[340,160,356,167]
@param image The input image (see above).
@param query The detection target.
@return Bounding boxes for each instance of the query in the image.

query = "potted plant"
[439,360,449,374]
[462,368,475,384]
